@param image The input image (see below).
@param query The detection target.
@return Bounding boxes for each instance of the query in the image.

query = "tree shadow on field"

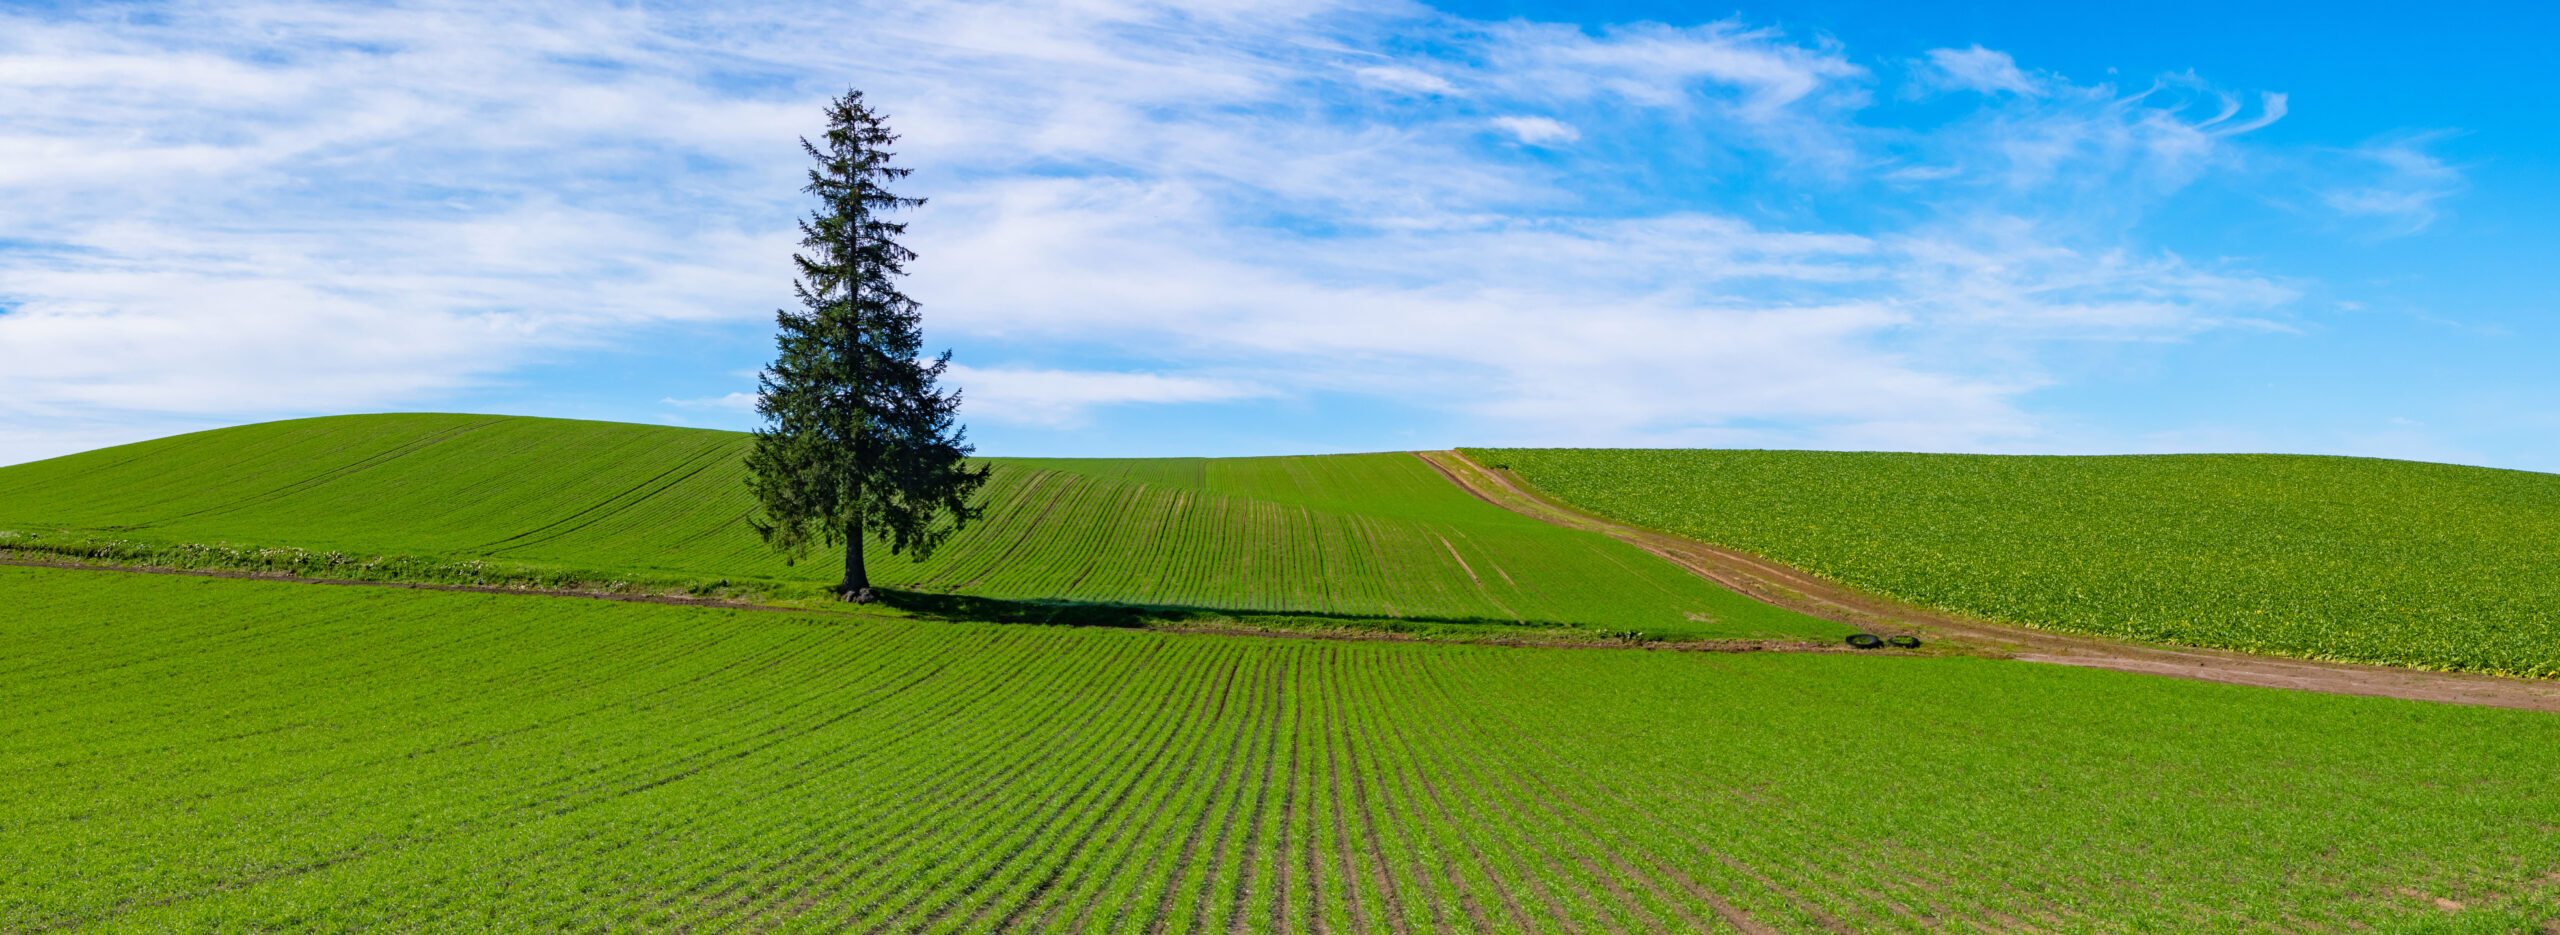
[871,588,1563,634]
[873,590,1171,628]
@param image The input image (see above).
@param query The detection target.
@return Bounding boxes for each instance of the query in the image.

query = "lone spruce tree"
[746,90,988,603]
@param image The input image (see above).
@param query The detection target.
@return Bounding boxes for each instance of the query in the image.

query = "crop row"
[6,565,2557,932]
[1473,447,2560,676]
[0,414,1835,638]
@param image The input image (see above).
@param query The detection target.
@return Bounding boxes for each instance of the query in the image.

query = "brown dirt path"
[1414,450,2560,713]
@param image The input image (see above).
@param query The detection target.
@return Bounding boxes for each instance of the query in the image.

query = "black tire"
[1887,635,1922,648]
[1845,633,1885,649]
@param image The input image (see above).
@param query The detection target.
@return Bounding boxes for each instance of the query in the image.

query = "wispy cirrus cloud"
[2322,134,2466,235]
[0,0,2408,463]
[944,365,1274,429]
[663,392,760,412]
[1353,65,1454,95]
[1918,45,2043,97]
[1490,115,1579,145]
[1893,71,2292,206]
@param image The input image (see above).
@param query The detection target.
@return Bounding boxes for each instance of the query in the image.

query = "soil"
[1416,450,2560,713]
[0,555,1832,654]
[0,555,807,612]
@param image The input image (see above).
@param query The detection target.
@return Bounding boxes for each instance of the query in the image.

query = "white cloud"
[2322,135,2465,235]
[913,174,2291,446]
[945,365,1271,428]
[663,392,761,411]
[1901,72,2290,205]
[1920,45,2042,96]
[1491,115,1579,144]
[0,1,2323,463]
[1354,65,1452,94]
[2204,91,2288,135]
[1487,19,1863,114]
[1468,19,1869,171]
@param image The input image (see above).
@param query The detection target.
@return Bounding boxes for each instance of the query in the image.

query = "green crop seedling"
[0,414,1844,641]
[1475,447,2560,676]
[3,565,2553,932]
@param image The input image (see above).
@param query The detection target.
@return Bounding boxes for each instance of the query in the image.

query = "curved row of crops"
[0,414,1834,638]
[5,566,2555,932]
[1471,447,2560,676]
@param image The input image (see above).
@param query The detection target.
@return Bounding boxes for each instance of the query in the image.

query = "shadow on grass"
[872,588,1567,634]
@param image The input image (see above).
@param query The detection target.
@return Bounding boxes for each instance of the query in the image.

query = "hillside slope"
[1473,447,2560,675]
[0,414,1836,638]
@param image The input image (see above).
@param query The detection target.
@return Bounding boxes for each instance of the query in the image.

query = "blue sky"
[2,0,2553,470]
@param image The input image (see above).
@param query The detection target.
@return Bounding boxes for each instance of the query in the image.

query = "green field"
[1473,448,2560,676]
[0,414,1834,640]
[6,564,2556,933]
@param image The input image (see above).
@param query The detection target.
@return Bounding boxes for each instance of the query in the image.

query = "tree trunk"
[836,409,875,602]
[839,523,874,602]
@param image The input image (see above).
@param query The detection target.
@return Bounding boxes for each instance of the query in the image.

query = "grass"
[0,413,1839,641]
[5,564,2556,933]
[1471,447,2560,676]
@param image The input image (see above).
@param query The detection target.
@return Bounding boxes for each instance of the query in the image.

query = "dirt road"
[1416,450,2560,712]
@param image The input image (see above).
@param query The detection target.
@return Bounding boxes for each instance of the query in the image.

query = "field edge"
[1426,449,2560,711]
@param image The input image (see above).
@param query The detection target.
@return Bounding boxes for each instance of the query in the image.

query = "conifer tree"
[746,89,987,603]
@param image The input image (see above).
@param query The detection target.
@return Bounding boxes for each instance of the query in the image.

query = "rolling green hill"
[1474,447,2560,675]
[0,414,1836,639]
[9,565,2555,932]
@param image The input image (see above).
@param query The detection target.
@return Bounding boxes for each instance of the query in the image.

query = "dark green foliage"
[747,89,988,596]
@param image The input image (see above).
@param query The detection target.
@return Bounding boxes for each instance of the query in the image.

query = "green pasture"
[1474,447,2560,676]
[0,414,1834,640]
[3,565,2553,933]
